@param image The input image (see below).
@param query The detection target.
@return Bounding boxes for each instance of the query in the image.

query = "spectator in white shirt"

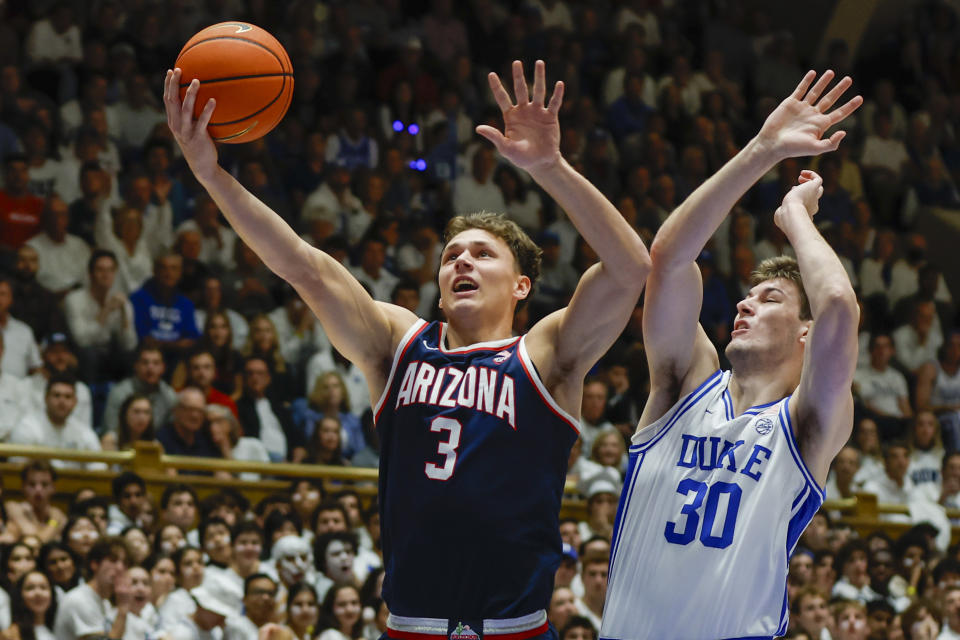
[25,3,83,67]
[10,374,104,470]
[347,236,399,303]
[862,441,915,522]
[24,332,92,427]
[453,146,506,215]
[827,446,864,501]
[854,333,912,436]
[25,196,90,296]
[913,450,960,510]
[0,332,28,441]
[53,536,131,640]
[894,298,943,376]
[574,551,607,633]
[96,205,152,295]
[64,249,137,382]
[175,193,237,273]
[907,411,945,489]
[0,277,42,378]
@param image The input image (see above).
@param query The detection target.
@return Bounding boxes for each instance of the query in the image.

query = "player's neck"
[444,315,515,349]
[727,368,796,416]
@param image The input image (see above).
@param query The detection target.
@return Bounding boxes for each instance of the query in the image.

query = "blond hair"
[444,212,542,286]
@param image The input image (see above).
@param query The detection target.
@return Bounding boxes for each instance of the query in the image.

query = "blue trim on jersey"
[630,370,724,453]
[777,397,827,500]
[722,386,734,420]
[600,636,774,640]
[776,481,823,635]
[608,449,645,585]
[742,398,783,415]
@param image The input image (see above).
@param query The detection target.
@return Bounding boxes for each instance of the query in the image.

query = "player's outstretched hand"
[164,68,219,181]
[757,70,862,160]
[775,170,823,229]
[476,60,563,173]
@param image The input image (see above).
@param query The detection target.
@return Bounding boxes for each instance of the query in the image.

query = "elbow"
[815,286,859,324]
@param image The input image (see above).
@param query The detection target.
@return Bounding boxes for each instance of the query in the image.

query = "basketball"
[175,22,293,144]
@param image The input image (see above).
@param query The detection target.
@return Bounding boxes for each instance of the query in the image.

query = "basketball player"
[164,61,649,637]
[601,71,862,639]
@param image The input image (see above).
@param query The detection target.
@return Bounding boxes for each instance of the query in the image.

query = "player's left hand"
[476,60,563,173]
[775,170,823,229]
[757,70,862,160]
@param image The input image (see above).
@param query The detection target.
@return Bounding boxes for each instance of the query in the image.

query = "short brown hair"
[750,256,811,320]
[443,212,542,287]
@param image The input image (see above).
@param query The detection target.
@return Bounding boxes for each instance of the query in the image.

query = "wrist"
[744,135,784,169]
[524,153,566,182]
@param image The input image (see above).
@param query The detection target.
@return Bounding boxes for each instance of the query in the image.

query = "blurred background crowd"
[1,0,960,638]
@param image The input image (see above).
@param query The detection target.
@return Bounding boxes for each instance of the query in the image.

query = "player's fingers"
[476,125,507,149]
[532,60,546,105]
[512,60,529,104]
[487,72,513,113]
[547,81,564,115]
[817,75,853,112]
[791,70,817,101]
[803,70,834,104]
[181,79,200,135]
[164,71,181,132]
[197,98,217,131]
[826,95,864,126]
[824,129,847,151]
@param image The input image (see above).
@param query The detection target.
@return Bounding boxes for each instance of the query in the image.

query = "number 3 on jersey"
[664,479,742,549]
[425,417,462,481]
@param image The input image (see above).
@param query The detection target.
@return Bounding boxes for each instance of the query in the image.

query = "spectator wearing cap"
[577,472,620,542]
[10,243,68,343]
[165,578,235,640]
[25,331,93,427]
[64,249,137,382]
[0,154,44,253]
[25,195,91,296]
[555,543,579,591]
[9,373,104,470]
[0,332,29,441]
[103,343,177,434]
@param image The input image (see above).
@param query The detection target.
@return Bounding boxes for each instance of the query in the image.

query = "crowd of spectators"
[1,0,960,638]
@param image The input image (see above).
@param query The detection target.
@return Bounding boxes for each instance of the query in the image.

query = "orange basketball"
[175,22,293,144]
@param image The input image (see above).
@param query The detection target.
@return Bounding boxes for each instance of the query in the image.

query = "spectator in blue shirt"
[129,253,199,368]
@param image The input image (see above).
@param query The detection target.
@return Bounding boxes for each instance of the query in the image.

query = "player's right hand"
[774,170,823,229]
[164,68,219,182]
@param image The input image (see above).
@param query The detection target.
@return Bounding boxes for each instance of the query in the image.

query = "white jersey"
[601,370,823,640]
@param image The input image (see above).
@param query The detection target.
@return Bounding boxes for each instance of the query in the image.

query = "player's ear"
[437,297,443,310]
[513,275,531,301]
[798,320,812,345]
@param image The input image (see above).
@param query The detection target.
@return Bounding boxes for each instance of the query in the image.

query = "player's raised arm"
[478,60,651,388]
[779,171,859,484]
[163,69,416,390]
[641,71,862,423]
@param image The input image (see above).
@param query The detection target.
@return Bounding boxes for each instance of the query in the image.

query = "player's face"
[726,278,808,368]
[438,229,529,322]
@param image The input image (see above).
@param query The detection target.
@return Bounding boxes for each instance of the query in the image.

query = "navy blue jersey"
[375,320,580,619]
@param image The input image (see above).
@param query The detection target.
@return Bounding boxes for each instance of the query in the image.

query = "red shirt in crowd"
[0,190,44,250]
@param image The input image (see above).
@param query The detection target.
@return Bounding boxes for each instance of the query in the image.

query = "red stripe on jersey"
[375,321,432,423]
[516,350,579,435]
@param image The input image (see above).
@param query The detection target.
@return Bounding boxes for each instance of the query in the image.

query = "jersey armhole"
[373,319,429,423]
[778,397,827,501]
[516,336,580,434]
[631,369,724,450]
